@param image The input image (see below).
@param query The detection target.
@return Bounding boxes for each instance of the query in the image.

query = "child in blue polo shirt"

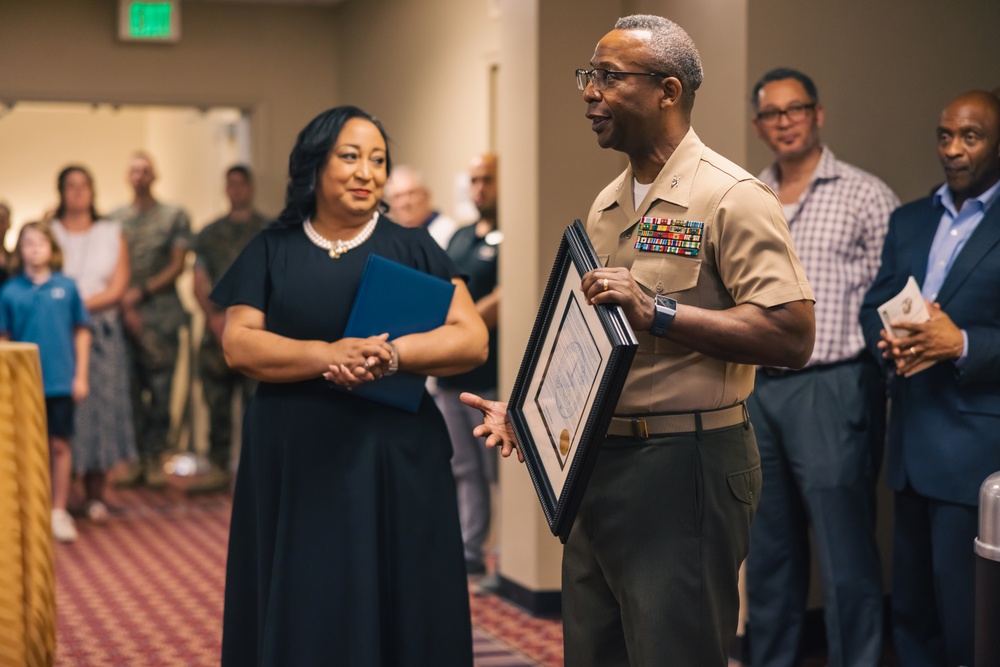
[0,222,90,542]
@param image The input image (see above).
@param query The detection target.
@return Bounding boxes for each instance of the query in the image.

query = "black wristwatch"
[649,295,677,337]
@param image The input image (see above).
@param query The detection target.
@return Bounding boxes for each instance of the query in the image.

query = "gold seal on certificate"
[559,429,571,457]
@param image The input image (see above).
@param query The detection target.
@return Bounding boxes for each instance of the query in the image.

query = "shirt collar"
[595,127,705,214]
[933,176,1000,216]
[759,145,839,191]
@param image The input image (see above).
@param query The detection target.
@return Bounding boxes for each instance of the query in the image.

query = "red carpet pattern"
[53,487,562,666]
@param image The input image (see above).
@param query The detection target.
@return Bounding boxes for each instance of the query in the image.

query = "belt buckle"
[632,418,649,439]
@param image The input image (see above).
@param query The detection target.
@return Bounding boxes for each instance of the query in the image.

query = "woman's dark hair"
[275,106,392,226]
[55,165,101,221]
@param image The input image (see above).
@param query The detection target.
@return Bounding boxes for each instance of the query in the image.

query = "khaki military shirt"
[587,128,813,414]
[193,211,270,286]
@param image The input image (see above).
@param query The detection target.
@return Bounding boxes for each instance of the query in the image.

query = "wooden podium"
[0,342,56,667]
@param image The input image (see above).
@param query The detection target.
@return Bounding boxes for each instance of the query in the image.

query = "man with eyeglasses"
[464,15,815,667]
[745,68,898,667]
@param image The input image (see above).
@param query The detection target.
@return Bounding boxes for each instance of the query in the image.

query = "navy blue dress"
[212,217,473,666]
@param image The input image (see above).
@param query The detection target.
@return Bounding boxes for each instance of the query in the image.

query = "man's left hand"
[581,267,655,332]
[881,300,965,374]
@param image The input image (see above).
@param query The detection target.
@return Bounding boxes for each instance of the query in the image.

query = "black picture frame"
[507,220,638,543]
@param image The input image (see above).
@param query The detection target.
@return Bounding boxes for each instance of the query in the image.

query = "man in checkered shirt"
[744,68,899,667]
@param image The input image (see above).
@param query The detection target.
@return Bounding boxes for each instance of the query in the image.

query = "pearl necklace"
[303,212,379,258]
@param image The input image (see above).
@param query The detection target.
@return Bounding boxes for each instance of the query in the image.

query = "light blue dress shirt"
[924,178,1000,363]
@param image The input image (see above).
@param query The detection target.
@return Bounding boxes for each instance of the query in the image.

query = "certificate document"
[533,292,603,472]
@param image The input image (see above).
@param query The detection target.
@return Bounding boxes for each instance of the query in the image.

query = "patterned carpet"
[53,486,562,667]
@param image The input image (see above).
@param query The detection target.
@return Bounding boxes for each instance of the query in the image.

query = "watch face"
[651,295,676,336]
[655,295,676,311]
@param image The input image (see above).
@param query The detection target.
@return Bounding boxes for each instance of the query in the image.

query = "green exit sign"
[118,0,180,43]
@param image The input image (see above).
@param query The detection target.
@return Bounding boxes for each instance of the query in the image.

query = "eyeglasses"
[755,103,816,125]
[576,68,668,92]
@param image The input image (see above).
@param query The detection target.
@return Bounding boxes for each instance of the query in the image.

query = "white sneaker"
[52,508,79,543]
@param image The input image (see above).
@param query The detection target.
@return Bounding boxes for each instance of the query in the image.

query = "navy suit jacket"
[860,194,1000,507]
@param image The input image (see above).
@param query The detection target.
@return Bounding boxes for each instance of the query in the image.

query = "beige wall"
[0,0,342,216]
[333,0,500,222]
[631,0,750,165]
[747,0,1000,203]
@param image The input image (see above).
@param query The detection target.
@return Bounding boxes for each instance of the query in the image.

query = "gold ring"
[909,346,917,356]
[602,278,609,291]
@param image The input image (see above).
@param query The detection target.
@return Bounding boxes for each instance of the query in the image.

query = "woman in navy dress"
[212,106,488,666]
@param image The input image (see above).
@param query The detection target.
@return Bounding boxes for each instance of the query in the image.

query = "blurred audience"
[435,153,500,577]
[189,165,269,493]
[52,165,138,523]
[385,164,458,248]
[0,222,90,542]
[109,152,192,489]
[0,201,11,285]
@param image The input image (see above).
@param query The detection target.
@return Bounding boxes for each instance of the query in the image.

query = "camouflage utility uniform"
[111,202,192,464]
[193,211,269,469]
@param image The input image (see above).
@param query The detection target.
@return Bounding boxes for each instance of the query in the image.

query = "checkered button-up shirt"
[759,147,899,366]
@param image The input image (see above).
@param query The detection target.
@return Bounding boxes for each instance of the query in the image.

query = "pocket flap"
[631,253,700,295]
[727,465,762,505]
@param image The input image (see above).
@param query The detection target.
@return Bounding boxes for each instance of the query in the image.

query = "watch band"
[385,342,399,377]
[649,295,677,337]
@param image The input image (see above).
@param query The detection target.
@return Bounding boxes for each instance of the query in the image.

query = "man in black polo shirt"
[436,153,501,577]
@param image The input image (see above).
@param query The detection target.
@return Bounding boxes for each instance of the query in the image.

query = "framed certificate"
[507,220,638,542]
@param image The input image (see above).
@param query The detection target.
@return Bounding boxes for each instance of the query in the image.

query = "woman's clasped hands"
[322,333,394,389]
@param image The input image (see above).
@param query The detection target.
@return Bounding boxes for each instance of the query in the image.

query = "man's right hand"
[460,392,524,463]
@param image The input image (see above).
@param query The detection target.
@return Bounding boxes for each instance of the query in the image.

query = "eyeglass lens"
[758,104,814,124]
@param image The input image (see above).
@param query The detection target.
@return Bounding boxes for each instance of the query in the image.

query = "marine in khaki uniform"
[111,152,192,488]
[190,166,269,492]
[463,15,816,667]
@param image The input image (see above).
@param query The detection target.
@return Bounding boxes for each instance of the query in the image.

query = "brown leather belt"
[607,403,748,439]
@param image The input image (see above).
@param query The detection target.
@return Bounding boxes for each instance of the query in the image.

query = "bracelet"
[385,342,399,377]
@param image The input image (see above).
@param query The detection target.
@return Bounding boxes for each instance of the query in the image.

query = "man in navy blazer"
[860,90,1000,667]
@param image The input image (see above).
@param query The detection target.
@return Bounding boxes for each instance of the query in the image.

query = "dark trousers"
[892,487,977,667]
[746,359,885,667]
[200,339,255,469]
[562,421,760,667]
[125,324,179,460]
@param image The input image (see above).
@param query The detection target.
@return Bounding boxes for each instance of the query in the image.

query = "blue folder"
[339,254,455,412]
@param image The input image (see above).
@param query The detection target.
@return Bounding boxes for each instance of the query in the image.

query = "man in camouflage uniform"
[190,165,269,492]
[111,152,192,488]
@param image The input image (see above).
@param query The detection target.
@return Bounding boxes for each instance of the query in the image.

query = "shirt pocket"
[630,252,701,296]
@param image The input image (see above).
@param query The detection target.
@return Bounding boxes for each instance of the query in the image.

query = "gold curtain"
[0,342,56,667]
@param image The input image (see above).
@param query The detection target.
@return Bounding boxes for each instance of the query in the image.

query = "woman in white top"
[52,165,138,523]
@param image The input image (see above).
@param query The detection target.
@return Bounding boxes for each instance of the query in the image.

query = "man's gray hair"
[614,15,703,99]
